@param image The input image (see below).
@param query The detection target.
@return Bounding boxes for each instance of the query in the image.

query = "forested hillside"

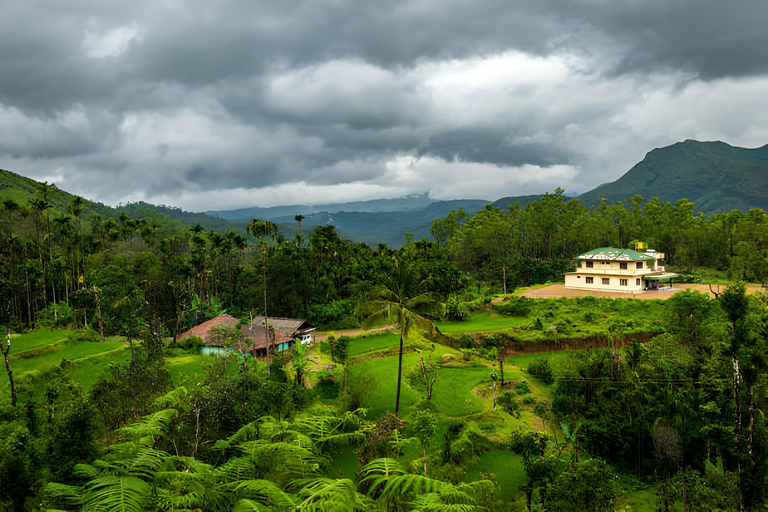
[579,140,768,213]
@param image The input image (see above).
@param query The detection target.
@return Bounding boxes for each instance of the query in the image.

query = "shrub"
[66,328,99,343]
[37,302,75,329]
[527,358,554,384]
[515,381,531,395]
[523,396,535,405]
[497,392,520,417]
[180,334,204,351]
[335,335,351,364]
[495,296,532,316]
[443,295,470,321]
[459,333,475,349]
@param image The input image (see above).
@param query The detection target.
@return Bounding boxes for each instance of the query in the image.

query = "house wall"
[565,272,644,292]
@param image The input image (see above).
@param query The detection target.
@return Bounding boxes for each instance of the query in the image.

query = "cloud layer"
[2,0,768,210]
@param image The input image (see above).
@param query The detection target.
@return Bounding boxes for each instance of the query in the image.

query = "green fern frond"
[234,479,296,509]
[43,482,84,508]
[81,475,152,512]
[232,498,274,512]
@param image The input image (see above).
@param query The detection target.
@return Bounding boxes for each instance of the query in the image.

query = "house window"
[602,278,610,285]
[636,262,643,269]
[586,277,593,284]
[620,279,628,286]
[585,261,593,268]
[620,263,627,269]
[636,279,641,286]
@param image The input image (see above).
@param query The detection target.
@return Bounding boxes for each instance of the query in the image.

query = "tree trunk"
[93,286,105,342]
[493,381,497,412]
[262,248,271,374]
[502,263,507,298]
[2,325,16,407]
[747,387,755,468]
[395,322,404,416]
[423,446,428,477]
[499,356,505,386]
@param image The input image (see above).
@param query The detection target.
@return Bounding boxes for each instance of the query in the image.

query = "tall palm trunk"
[2,325,16,407]
[395,306,404,415]
[262,246,271,373]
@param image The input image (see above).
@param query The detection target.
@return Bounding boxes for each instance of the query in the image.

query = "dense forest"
[0,183,767,510]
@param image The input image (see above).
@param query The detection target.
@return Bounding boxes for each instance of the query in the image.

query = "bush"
[335,335,351,364]
[66,328,99,343]
[180,334,204,351]
[527,358,554,384]
[515,381,531,395]
[497,392,520,417]
[546,458,619,511]
[443,295,470,321]
[523,396,535,405]
[458,333,475,349]
[36,302,75,329]
[494,296,532,316]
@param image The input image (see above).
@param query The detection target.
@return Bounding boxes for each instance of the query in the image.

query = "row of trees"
[2,183,768,343]
[442,189,768,292]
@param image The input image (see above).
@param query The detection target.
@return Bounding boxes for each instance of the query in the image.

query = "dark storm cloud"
[1,0,767,209]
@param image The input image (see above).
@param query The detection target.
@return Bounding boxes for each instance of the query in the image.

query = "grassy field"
[346,332,401,357]
[436,311,528,333]
[7,334,130,394]
[465,450,527,505]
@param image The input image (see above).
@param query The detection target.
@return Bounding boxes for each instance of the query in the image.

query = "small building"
[178,314,317,358]
[177,314,240,346]
[564,246,677,293]
[240,316,317,357]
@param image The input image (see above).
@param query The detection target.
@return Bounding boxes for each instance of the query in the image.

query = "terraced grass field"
[436,311,528,333]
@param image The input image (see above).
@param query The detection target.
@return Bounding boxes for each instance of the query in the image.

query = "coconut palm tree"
[68,195,89,288]
[357,261,441,415]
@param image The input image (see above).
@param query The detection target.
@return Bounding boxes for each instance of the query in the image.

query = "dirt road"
[517,283,763,300]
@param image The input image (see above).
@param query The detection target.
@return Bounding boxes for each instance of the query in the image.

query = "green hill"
[578,140,768,213]
[0,168,245,237]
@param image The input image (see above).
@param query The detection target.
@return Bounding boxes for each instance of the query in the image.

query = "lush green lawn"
[1,331,131,396]
[429,364,490,416]
[348,351,424,419]
[465,450,526,504]
[11,330,70,353]
[347,332,401,357]
[436,311,528,334]
[166,353,215,385]
[12,341,128,386]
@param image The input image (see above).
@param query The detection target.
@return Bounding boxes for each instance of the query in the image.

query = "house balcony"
[573,267,663,276]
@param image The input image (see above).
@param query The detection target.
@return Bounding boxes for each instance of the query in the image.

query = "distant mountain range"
[2,139,767,247]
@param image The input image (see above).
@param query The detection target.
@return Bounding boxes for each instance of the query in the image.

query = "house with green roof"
[564,244,676,292]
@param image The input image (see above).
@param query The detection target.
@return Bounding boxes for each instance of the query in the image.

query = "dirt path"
[313,324,397,342]
[515,283,763,300]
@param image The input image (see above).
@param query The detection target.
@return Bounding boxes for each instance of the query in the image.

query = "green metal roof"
[575,247,655,261]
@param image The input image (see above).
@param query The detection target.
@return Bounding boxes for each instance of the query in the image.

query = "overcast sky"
[2,1,768,211]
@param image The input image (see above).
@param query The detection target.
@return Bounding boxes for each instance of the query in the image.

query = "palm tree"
[68,195,88,288]
[294,214,305,238]
[357,261,441,415]
[247,219,279,373]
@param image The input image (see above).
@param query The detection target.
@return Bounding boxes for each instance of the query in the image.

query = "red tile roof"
[178,314,239,346]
